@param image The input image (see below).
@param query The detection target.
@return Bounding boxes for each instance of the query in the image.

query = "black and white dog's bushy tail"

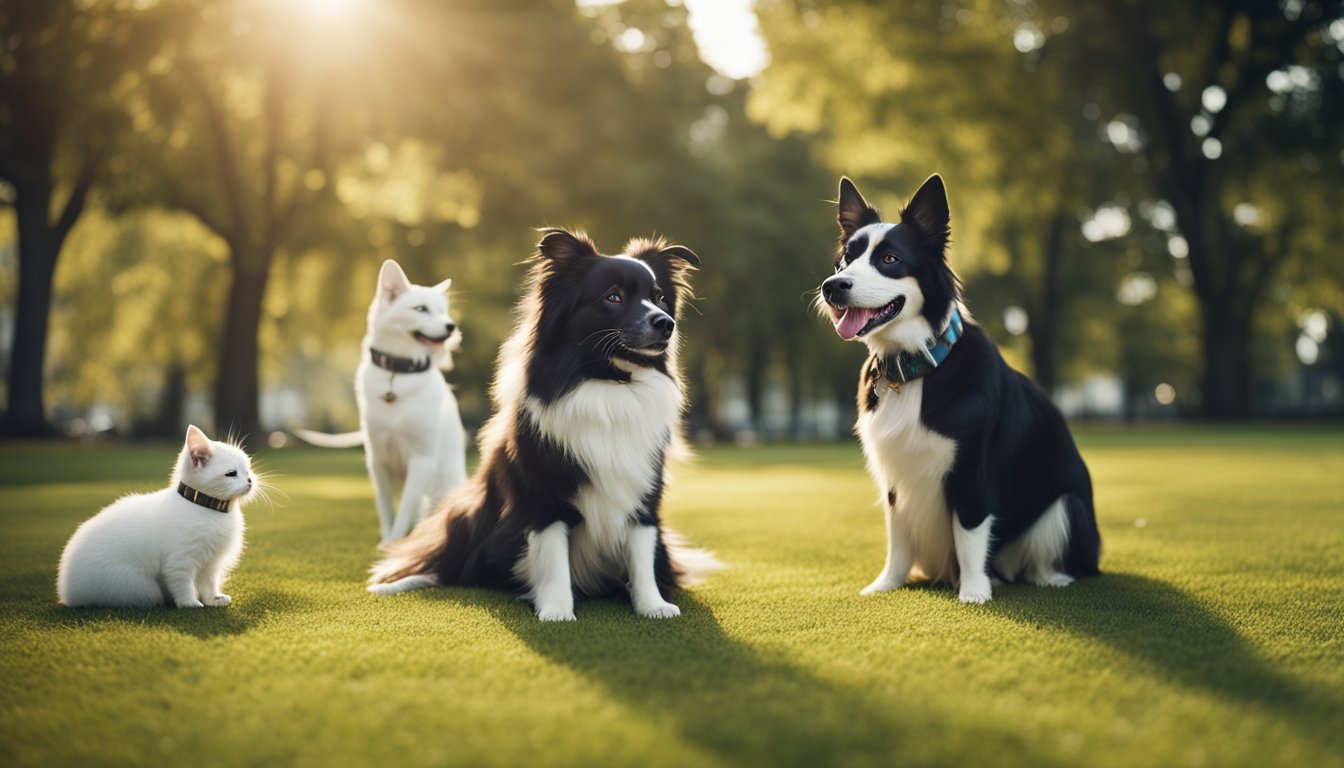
[665,528,725,588]
[1064,494,1102,577]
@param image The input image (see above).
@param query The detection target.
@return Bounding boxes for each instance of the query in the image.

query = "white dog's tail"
[367,574,439,596]
[292,429,364,448]
[665,529,726,588]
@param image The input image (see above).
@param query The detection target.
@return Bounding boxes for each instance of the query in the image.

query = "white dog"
[297,260,469,544]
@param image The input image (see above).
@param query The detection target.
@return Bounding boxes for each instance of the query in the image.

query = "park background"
[2,2,1343,767]
[1,0,1341,442]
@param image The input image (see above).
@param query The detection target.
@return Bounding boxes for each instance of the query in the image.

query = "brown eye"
[606,291,623,304]
[882,253,897,264]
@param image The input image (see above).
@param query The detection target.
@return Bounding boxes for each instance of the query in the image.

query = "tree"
[0,1,166,436]
[1060,0,1344,417]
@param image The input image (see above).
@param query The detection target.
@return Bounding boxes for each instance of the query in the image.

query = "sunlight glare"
[295,0,362,18]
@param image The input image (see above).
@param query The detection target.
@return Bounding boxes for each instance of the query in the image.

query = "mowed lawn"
[1,428,1342,767]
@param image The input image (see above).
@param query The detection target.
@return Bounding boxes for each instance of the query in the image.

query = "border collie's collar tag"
[369,348,433,374]
[875,308,964,392]
[176,481,231,513]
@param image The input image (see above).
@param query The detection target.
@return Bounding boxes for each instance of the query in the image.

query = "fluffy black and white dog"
[368,228,719,621]
[819,175,1100,603]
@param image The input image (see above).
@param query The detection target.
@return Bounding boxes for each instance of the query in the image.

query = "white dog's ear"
[185,424,213,468]
[433,278,452,293]
[379,260,411,302]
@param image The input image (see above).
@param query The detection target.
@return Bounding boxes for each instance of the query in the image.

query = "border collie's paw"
[207,594,231,607]
[635,600,681,619]
[958,578,993,604]
[1030,571,1075,588]
[860,577,904,595]
[536,607,577,622]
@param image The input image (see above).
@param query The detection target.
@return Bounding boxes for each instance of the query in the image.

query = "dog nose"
[444,322,456,335]
[651,314,675,338]
[822,276,852,304]
[247,476,253,487]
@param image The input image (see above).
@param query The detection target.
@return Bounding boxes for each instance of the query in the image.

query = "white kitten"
[57,425,256,609]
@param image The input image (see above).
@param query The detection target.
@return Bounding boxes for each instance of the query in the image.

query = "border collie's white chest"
[525,368,681,588]
[856,379,959,582]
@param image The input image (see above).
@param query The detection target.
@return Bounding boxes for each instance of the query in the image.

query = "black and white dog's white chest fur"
[821,175,1101,603]
[369,228,720,621]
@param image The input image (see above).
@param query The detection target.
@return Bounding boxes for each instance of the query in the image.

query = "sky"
[578,0,770,79]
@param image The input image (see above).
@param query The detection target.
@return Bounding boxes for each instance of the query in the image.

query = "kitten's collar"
[176,481,232,513]
[369,347,434,373]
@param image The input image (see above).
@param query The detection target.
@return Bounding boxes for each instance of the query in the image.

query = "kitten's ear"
[185,425,212,468]
[433,278,452,293]
[536,228,599,262]
[838,177,881,241]
[900,174,951,256]
[378,260,411,303]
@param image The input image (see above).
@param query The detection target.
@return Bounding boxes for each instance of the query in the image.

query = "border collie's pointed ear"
[185,425,212,468]
[536,228,598,262]
[379,260,411,303]
[659,245,700,268]
[838,177,881,241]
[901,174,951,254]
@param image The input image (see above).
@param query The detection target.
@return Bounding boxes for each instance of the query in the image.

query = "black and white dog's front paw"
[958,577,993,604]
[634,599,681,619]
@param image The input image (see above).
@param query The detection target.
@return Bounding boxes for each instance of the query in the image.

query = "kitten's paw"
[958,578,993,604]
[177,599,205,609]
[860,576,904,595]
[207,594,232,607]
[1030,571,1075,588]
[536,607,576,622]
[635,600,681,619]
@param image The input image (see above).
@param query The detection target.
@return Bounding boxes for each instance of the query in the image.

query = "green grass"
[2,428,1342,767]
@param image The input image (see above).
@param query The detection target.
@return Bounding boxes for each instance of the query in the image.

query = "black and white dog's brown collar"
[177,481,232,513]
[369,348,433,374]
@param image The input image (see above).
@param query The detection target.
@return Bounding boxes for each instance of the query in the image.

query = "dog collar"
[871,308,964,391]
[176,481,232,513]
[369,348,433,374]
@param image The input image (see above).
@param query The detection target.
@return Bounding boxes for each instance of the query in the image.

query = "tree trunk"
[1198,301,1254,419]
[1030,206,1068,396]
[214,254,272,443]
[3,187,60,437]
[744,337,768,436]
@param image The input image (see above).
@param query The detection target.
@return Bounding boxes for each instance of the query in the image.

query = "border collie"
[296,260,468,544]
[368,228,721,620]
[819,175,1100,603]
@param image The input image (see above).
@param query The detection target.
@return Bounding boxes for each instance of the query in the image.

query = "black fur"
[373,228,701,601]
[836,176,1100,582]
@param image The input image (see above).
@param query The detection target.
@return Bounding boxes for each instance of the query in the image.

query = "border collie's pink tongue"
[835,307,877,340]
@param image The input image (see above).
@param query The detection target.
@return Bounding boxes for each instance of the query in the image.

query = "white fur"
[627,524,680,618]
[994,496,1074,587]
[57,428,251,609]
[521,365,683,618]
[366,573,440,596]
[301,260,469,544]
[517,522,577,622]
[954,515,994,603]
[856,378,959,592]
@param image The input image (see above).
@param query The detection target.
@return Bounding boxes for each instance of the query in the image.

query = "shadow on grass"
[35,588,308,639]
[421,589,1017,766]
[989,573,1340,732]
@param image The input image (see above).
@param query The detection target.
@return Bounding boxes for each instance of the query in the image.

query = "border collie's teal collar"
[369,348,433,374]
[871,308,964,392]
[176,481,231,513]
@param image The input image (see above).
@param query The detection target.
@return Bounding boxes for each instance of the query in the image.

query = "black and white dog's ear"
[837,177,881,241]
[631,239,700,314]
[536,227,599,262]
[658,244,700,268]
[901,174,951,255]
